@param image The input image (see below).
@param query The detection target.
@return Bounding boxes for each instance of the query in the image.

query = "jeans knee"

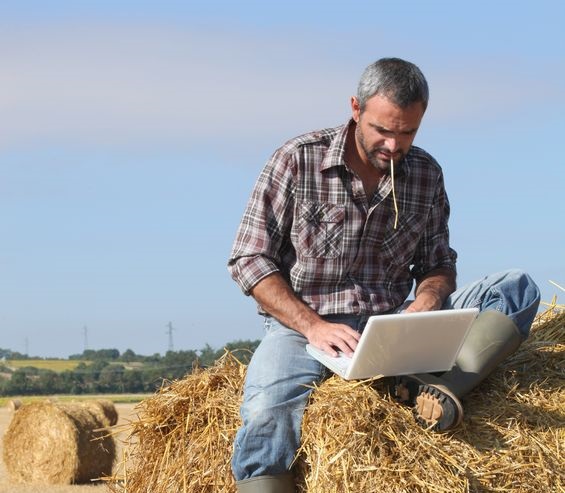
[233,402,303,480]
[497,269,540,336]
[241,391,278,422]
[505,268,540,308]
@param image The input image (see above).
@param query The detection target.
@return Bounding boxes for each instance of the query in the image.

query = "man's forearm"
[408,267,456,312]
[250,272,322,338]
[416,267,456,300]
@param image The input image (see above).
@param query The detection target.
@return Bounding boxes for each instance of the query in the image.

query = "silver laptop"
[306,308,479,380]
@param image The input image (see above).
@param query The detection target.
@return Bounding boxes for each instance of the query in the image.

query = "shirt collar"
[319,119,410,177]
[319,120,353,172]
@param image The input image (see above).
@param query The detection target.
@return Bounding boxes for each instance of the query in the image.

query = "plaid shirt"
[228,120,457,316]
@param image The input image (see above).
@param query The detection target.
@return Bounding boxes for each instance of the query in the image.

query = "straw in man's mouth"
[390,156,399,229]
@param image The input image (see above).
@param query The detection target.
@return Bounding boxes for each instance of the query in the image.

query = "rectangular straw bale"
[108,308,564,493]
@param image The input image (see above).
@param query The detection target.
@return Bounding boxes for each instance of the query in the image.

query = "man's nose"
[385,137,399,153]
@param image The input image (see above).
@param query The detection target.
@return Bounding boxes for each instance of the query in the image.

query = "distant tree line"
[0,340,260,396]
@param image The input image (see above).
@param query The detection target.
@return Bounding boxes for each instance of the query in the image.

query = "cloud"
[0,22,562,151]
[0,23,355,150]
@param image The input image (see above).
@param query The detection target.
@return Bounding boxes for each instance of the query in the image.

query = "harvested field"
[108,306,565,493]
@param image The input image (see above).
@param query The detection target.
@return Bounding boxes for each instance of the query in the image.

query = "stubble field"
[0,402,138,493]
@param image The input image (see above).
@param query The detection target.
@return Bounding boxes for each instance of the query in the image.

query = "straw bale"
[7,399,22,411]
[109,308,564,493]
[97,398,119,426]
[3,400,116,484]
[73,398,119,426]
[109,353,246,492]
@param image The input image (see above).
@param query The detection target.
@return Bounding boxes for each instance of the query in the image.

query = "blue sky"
[1,1,564,358]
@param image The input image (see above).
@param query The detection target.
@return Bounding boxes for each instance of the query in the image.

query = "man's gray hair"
[357,58,429,111]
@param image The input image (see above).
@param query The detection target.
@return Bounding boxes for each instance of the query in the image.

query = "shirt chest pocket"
[295,201,345,259]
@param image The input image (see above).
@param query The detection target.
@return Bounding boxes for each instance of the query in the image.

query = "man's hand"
[250,272,360,357]
[303,319,360,357]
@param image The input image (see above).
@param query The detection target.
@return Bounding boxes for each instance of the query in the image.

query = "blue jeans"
[231,269,540,480]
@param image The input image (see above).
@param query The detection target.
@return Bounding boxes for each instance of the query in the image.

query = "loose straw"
[391,157,399,229]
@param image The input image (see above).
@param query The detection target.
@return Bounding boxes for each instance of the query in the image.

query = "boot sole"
[414,383,464,431]
[393,375,464,431]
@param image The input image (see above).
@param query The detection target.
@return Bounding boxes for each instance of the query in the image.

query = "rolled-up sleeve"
[410,170,457,280]
[228,146,296,295]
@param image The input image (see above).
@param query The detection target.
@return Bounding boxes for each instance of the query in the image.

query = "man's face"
[351,93,425,172]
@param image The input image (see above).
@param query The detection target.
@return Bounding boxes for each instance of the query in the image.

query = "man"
[228,58,540,493]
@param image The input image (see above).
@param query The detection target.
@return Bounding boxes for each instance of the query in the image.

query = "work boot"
[394,310,524,431]
[236,473,295,493]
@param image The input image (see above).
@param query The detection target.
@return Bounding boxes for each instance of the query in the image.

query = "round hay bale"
[7,399,22,411]
[73,399,118,427]
[95,399,119,426]
[3,400,116,484]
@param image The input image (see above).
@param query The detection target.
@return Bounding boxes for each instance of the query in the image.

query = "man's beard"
[356,125,404,172]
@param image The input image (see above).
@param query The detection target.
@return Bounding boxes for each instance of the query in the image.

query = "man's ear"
[350,96,361,123]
